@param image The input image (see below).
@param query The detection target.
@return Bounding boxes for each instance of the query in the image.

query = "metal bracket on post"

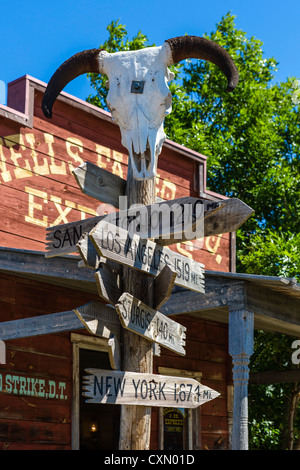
[228,308,254,450]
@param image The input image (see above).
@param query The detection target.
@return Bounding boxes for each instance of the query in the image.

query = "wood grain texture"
[153,264,177,310]
[83,369,219,408]
[89,220,205,293]
[116,292,186,356]
[94,264,122,305]
[73,161,126,208]
[73,301,120,338]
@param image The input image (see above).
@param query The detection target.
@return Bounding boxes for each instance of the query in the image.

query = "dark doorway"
[79,348,120,450]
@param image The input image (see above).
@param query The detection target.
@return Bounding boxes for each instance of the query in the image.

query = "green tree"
[86,15,300,449]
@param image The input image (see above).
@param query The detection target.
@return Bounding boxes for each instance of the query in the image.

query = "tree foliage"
[86,14,300,449]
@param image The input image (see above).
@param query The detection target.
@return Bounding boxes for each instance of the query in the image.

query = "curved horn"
[42,49,102,118]
[165,36,239,92]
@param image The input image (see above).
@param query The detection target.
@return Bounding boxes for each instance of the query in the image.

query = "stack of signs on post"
[44,161,254,409]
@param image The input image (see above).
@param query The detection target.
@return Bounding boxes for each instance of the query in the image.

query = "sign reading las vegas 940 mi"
[83,369,219,408]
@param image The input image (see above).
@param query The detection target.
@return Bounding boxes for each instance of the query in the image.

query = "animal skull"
[42,36,238,180]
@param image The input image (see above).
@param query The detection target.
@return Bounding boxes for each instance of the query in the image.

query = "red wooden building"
[1,74,298,451]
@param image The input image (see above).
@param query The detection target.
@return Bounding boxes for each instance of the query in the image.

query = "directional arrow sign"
[94,263,122,305]
[45,196,221,257]
[203,197,254,238]
[116,292,186,356]
[157,197,254,246]
[73,161,126,208]
[73,301,121,338]
[153,264,177,310]
[104,196,223,243]
[45,215,103,258]
[73,301,122,370]
[45,196,253,257]
[83,369,220,408]
[89,221,205,293]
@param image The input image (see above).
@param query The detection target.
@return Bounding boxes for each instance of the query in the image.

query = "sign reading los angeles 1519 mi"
[83,369,219,408]
[89,221,205,293]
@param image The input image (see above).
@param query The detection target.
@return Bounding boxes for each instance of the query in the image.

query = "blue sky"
[1,0,300,104]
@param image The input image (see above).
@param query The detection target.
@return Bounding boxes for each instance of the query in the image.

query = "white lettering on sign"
[116,292,186,355]
[90,221,205,293]
[0,372,67,399]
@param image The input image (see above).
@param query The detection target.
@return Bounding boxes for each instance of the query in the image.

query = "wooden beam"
[0,310,84,340]
[160,281,245,316]
[228,308,254,450]
[72,161,126,208]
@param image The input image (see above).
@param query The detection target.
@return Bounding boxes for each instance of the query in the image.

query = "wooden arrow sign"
[83,369,220,408]
[89,221,205,293]
[203,197,254,238]
[116,292,186,356]
[103,196,223,242]
[73,301,122,370]
[45,215,103,258]
[45,196,253,257]
[94,264,122,305]
[157,197,254,246]
[73,301,121,338]
[73,161,126,208]
[45,196,219,257]
[153,264,177,310]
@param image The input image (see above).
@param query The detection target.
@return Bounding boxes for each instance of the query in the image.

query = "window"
[158,367,202,450]
[71,334,120,450]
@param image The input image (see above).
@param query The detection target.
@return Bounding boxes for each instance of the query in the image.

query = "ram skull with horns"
[42,36,238,181]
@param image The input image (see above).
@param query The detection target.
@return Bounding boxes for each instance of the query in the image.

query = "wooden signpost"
[94,263,122,305]
[73,161,126,208]
[73,301,120,338]
[45,195,253,258]
[89,220,205,294]
[116,292,186,356]
[152,264,177,310]
[83,369,220,408]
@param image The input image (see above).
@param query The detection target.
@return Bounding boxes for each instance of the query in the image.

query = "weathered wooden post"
[118,166,156,450]
[228,308,254,450]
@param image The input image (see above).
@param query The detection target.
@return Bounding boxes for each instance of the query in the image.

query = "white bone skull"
[42,36,238,180]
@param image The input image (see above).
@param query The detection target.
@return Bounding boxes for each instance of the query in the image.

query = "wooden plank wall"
[0,272,99,450]
[0,272,230,450]
[0,78,230,271]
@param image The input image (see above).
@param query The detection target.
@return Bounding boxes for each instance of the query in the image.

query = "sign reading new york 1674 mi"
[83,369,219,409]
